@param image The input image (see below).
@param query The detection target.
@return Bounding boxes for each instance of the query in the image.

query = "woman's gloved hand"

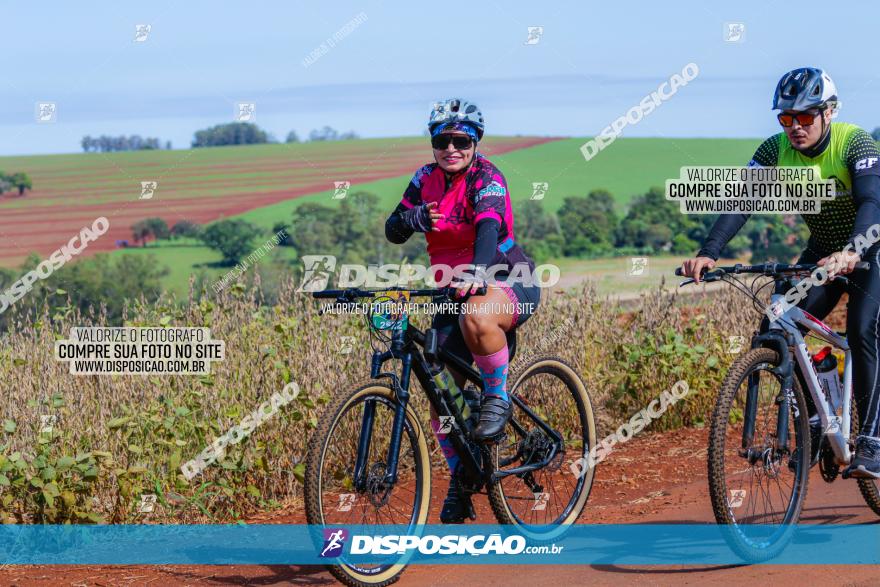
[402,201,444,232]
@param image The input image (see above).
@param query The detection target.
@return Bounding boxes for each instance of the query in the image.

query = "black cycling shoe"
[473,395,511,442]
[842,435,880,479]
[439,475,473,524]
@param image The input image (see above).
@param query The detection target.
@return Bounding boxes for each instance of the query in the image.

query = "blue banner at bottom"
[0,524,877,565]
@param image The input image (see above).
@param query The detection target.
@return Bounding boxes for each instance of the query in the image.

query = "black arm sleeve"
[850,174,880,248]
[472,218,500,272]
[845,128,880,248]
[696,214,750,261]
[385,202,415,244]
[697,135,781,260]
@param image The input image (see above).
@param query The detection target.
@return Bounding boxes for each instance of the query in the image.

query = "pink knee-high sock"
[473,344,509,401]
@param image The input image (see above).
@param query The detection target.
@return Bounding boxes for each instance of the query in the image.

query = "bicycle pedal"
[478,431,507,445]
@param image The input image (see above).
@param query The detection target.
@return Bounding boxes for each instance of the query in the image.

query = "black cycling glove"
[400,204,434,233]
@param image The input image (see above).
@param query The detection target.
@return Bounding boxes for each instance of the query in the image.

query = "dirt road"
[3,428,878,586]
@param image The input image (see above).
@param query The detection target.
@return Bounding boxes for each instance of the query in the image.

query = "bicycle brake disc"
[366,462,393,507]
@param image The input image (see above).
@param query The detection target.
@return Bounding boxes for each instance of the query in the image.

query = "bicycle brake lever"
[678,278,696,288]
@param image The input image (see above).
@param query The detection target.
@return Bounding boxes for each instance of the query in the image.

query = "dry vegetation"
[0,277,760,524]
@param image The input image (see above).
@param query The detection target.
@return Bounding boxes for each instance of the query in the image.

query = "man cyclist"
[384,98,542,521]
[681,67,880,479]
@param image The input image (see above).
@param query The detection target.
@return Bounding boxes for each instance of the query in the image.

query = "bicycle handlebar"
[674,261,870,287]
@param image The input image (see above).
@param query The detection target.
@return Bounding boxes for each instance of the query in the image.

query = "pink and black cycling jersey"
[397,153,533,281]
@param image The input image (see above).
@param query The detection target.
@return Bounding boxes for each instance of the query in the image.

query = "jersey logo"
[476,181,506,203]
[855,157,879,171]
[411,165,433,188]
[446,200,474,225]
[747,159,763,168]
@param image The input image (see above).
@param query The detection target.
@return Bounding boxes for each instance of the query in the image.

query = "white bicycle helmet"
[428,98,485,140]
[772,67,838,111]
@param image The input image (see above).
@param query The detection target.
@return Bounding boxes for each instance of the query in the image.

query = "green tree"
[192,123,270,148]
[200,219,262,265]
[131,218,169,246]
[514,200,564,260]
[131,220,152,247]
[8,172,32,196]
[285,131,300,143]
[557,190,619,257]
[170,220,202,239]
[144,218,170,241]
[617,187,700,254]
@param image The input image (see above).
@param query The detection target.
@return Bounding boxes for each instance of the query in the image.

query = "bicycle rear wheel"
[708,347,810,561]
[304,382,431,587]
[849,393,880,516]
[487,355,597,541]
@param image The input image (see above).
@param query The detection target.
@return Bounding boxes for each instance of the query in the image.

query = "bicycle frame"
[353,321,563,492]
[760,292,853,465]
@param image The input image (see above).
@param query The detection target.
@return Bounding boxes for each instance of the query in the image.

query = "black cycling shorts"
[431,280,541,366]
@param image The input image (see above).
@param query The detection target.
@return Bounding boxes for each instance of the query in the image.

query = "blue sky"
[3,0,879,155]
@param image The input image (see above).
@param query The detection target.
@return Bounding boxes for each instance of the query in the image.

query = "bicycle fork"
[745,332,796,460]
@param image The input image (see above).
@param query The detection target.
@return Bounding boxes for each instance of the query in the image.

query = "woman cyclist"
[384,98,542,522]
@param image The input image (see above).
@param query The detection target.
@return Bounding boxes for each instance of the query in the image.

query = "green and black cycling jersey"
[699,122,880,260]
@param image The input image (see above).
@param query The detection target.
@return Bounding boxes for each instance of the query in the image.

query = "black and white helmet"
[772,67,838,111]
[428,98,485,140]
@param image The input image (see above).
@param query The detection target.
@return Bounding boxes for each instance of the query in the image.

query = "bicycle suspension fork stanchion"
[366,328,412,488]
[749,331,796,455]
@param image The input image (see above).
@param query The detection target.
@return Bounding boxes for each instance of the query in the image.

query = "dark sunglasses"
[777,110,821,127]
[431,134,474,150]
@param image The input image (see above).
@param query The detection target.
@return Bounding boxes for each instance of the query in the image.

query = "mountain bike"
[676,262,880,561]
[304,286,597,587]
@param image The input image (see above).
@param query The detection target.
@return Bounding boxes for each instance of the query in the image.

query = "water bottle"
[432,367,471,421]
[812,346,843,415]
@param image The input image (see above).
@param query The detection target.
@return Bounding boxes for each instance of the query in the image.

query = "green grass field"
[234,137,760,230]
[2,136,762,295]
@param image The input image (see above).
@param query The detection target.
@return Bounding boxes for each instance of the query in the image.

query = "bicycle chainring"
[819,444,839,483]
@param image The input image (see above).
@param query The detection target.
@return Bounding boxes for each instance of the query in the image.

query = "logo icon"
[337,493,356,512]
[320,528,348,558]
[140,181,158,200]
[437,416,457,434]
[39,414,57,434]
[727,335,746,354]
[530,182,549,201]
[36,102,57,123]
[723,22,745,43]
[728,489,746,508]
[235,102,256,122]
[333,181,351,200]
[138,494,158,513]
[532,492,550,510]
[338,336,355,355]
[134,24,152,42]
[629,257,648,276]
[524,26,544,45]
[298,255,337,292]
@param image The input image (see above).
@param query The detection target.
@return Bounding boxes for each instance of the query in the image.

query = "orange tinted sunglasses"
[777,111,820,127]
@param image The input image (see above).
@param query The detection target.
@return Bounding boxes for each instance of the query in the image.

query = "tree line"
[81,135,172,152]
[192,123,359,148]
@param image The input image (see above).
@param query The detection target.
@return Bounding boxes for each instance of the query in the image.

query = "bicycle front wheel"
[708,347,810,561]
[487,355,597,541]
[304,382,431,587]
